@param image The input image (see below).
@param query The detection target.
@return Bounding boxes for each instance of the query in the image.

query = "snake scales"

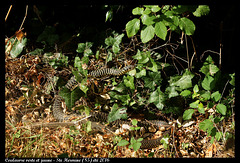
[53,65,171,149]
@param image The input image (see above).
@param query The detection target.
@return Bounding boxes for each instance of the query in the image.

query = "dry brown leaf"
[5,41,12,52]
[205,143,217,158]
[14,96,25,105]
[180,149,188,156]
[15,30,26,41]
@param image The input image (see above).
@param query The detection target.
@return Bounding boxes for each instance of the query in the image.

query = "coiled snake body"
[53,65,171,149]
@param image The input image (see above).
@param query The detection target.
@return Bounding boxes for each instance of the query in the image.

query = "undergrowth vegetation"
[5,5,235,158]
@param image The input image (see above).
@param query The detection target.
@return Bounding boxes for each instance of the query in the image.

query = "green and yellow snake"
[52,65,171,149]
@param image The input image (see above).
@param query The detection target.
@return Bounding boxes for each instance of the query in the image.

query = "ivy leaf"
[105,36,115,46]
[132,50,151,64]
[59,87,84,110]
[108,104,127,123]
[112,34,124,53]
[76,42,93,55]
[160,134,170,149]
[140,25,155,43]
[155,21,167,40]
[193,5,210,17]
[201,75,215,91]
[113,82,128,93]
[183,109,194,120]
[148,86,166,110]
[126,18,140,37]
[179,17,196,35]
[170,69,194,90]
[143,71,162,90]
[79,78,88,94]
[132,49,142,60]
[166,86,179,98]
[211,91,221,102]
[10,37,27,58]
[148,58,158,72]
[114,94,131,106]
[200,55,219,76]
[129,137,142,151]
[136,68,146,78]
[138,53,150,64]
[229,73,235,86]
[123,75,135,90]
[74,56,88,77]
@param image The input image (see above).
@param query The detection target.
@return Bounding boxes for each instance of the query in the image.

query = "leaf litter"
[5,53,235,158]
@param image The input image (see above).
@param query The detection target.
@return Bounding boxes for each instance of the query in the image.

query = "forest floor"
[5,53,235,158]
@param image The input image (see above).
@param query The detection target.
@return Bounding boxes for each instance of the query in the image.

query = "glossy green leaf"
[10,37,27,58]
[126,18,140,37]
[117,139,129,146]
[141,14,156,25]
[150,5,161,12]
[136,68,146,78]
[179,17,195,35]
[114,94,131,106]
[148,86,166,110]
[76,42,93,54]
[140,25,155,43]
[155,21,167,40]
[123,75,135,90]
[132,141,141,151]
[201,75,215,91]
[193,84,199,93]
[189,100,199,108]
[132,7,144,15]
[166,86,179,98]
[200,91,211,101]
[180,90,192,97]
[143,71,161,90]
[216,104,226,115]
[105,36,115,46]
[199,119,213,132]
[229,73,235,86]
[105,10,113,22]
[108,104,127,123]
[131,119,138,126]
[132,50,150,64]
[148,58,158,72]
[59,87,84,110]
[211,91,221,102]
[183,109,194,120]
[200,55,219,76]
[80,78,88,94]
[170,70,194,90]
[198,102,205,114]
[193,5,210,17]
